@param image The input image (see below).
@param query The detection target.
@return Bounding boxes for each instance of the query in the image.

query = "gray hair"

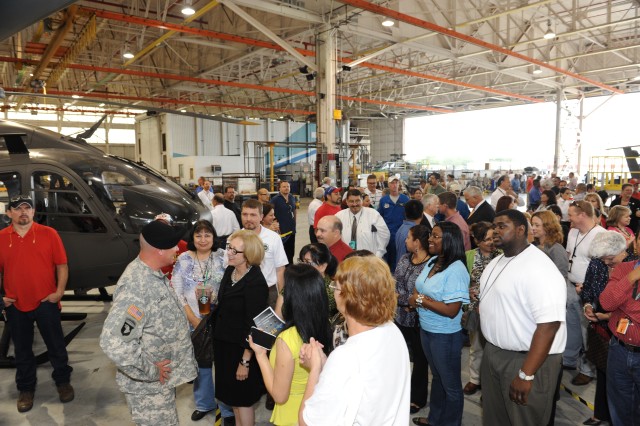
[589,230,627,258]
[314,187,325,200]
[421,193,439,208]
[463,186,483,198]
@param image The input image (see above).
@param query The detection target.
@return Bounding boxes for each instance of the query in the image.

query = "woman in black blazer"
[213,229,268,426]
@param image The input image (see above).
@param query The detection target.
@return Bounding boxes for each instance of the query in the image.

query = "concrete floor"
[0,197,596,425]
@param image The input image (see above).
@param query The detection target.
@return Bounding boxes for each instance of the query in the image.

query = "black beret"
[141,220,183,249]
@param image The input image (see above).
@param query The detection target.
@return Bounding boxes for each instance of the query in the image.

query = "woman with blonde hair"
[584,192,607,227]
[606,205,635,249]
[213,229,268,426]
[298,256,411,426]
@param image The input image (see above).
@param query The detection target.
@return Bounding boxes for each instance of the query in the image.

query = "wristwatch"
[415,294,424,308]
[239,359,250,368]
[518,369,535,381]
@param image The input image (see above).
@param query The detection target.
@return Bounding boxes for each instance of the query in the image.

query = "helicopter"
[0,118,211,292]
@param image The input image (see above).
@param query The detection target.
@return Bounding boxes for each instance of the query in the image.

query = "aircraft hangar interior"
[0,0,639,425]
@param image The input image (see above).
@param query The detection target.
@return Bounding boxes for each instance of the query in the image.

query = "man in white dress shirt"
[336,189,390,258]
[490,175,524,209]
[197,181,214,210]
[363,174,384,209]
[210,193,240,248]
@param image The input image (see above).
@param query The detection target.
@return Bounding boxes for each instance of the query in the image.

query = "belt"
[613,335,640,353]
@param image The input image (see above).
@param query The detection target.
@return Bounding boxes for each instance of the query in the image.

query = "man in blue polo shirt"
[378,175,409,272]
[271,181,296,265]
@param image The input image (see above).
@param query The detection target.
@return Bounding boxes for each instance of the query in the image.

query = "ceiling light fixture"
[181,0,196,16]
[72,94,81,99]
[533,65,542,75]
[632,75,640,82]
[382,18,394,27]
[122,44,134,59]
[543,20,556,40]
[98,103,105,107]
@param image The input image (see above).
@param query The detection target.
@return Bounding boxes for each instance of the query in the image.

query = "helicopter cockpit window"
[31,171,107,233]
[0,171,22,231]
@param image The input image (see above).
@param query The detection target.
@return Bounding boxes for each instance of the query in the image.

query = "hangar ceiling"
[0,0,639,121]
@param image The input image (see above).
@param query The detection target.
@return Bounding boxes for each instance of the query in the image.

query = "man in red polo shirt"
[313,186,342,229]
[0,194,74,413]
[315,215,353,262]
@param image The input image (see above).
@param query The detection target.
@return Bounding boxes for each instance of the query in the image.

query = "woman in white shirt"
[298,256,411,426]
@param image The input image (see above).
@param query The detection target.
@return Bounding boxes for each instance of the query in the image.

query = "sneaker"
[571,373,592,386]
[17,391,34,413]
[57,383,75,403]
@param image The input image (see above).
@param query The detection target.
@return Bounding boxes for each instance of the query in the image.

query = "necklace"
[479,246,527,304]
[231,265,252,285]
[193,251,212,283]
[411,251,429,265]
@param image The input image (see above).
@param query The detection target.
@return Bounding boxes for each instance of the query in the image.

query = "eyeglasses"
[328,282,341,292]
[225,243,244,255]
[429,234,443,240]
[297,258,318,267]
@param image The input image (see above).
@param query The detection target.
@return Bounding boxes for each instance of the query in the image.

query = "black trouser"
[396,321,429,407]
[283,233,295,266]
[309,225,318,244]
[6,301,73,391]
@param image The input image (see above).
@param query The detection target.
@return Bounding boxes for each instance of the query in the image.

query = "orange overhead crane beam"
[0,56,451,114]
[4,87,315,116]
[339,0,624,95]
[81,7,540,106]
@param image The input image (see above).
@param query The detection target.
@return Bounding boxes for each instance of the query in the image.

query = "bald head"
[315,215,342,246]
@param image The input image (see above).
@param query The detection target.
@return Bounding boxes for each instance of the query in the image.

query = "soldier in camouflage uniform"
[100,220,198,426]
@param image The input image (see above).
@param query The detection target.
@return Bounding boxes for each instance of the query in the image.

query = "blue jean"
[5,301,73,391]
[420,329,464,426]
[564,284,594,377]
[194,367,216,412]
[606,337,640,426]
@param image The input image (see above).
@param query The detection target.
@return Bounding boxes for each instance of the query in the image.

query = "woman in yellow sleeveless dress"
[249,264,333,426]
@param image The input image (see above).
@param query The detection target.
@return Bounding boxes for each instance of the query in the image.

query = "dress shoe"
[57,383,75,403]
[191,409,213,421]
[223,416,236,426]
[410,403,422,414]
[412,417,429,425]
[17,391,34,413]
[571,373,593,386]
[583,418,603,425]
[463,382,481,395]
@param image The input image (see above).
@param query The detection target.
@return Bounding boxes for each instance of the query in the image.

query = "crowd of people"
[2,169,640,426]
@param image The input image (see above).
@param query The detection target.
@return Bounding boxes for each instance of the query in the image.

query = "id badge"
[616,318,630,335]
[349,241,356,249]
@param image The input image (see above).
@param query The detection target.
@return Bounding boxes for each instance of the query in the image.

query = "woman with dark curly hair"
[462,221,500,396]
[409,221,470,426]
[394,224,431,413]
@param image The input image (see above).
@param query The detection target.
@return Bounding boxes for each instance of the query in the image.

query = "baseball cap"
[630,179,639,185]
[388,175,400,183]
[141,220,183,249]
[8,195,34,210]
[324,186,341,198]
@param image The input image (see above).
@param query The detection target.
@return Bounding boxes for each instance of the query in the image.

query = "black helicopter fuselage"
[0,119,209,291]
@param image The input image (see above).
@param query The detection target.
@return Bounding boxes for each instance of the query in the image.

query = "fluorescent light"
[181,0,195,16]
[543,20,555,40]
[123,50,134,59]
[71,94,81,99]
[180,109,187,113]
[181,6,195,15]
[98,103,105,107]
[382,18,394,27]
[533,66,542,75]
